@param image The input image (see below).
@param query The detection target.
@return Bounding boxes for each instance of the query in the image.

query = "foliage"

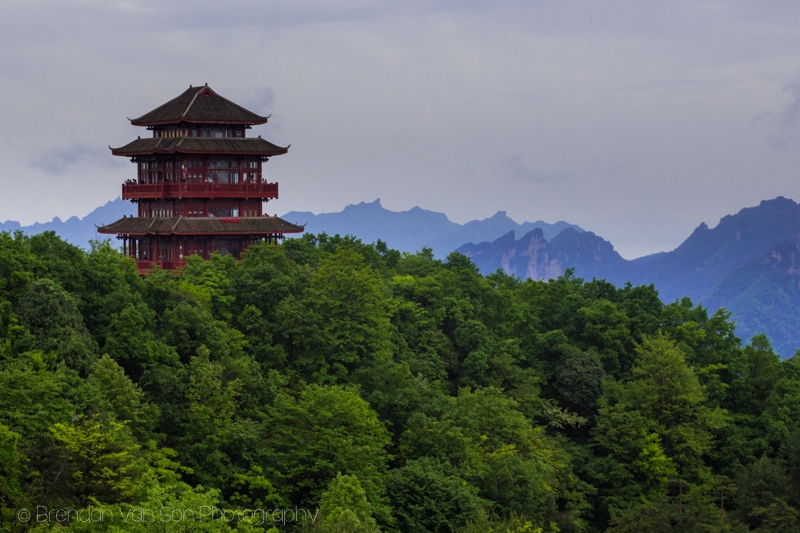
[0,231,798,532]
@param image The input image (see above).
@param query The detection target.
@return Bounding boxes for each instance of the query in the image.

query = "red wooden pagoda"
[99,84,303,273]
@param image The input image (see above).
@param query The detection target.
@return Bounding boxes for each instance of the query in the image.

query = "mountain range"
[0,199,136,248]
[2,196,799,356]
[457,196,800,356]
[0,198,580,260]
[282,199,582,258]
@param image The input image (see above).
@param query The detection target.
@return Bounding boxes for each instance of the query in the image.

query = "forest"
[1,229,799,532]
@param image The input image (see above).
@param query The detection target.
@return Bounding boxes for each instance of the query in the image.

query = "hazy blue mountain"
[459,196,800,356]
[628,196,800,304]
[702,240,800,356]
[1,197,581,258]
[458,228,631,282]
[282,198,583,258]
[0,198,136,249]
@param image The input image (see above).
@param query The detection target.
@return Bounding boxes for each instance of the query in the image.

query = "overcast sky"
[3,1,800,258]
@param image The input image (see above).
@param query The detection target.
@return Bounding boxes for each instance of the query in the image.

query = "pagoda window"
[213,239,241,258]
[208,160,236,183]
[201,127,234,138]
[209,207,234,217]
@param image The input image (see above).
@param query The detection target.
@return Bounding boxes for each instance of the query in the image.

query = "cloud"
[229,86,275,116]
[30,144,123,175]
[764,77,800,149]
[495,154,572,183]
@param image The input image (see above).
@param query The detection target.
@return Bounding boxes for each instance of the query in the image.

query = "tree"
[102,302,178,380]
[178,348,241,489]
[399,387,570,526]
[276,249,393,382]
[0,423,22,531]
[591,334,723,524]
[314,473,380,533]
[15,278,97,375]
[733,455,799,530]
[49,415,146,504]
[83,354,160,443]
[0,231,36,305]
[261,384,391,522]
[160,301,228,362]
[385,457,482,533]
[550,346,605,421]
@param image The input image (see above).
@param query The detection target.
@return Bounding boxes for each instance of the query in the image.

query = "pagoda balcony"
[122,181,278,201]
[135,259,186,274]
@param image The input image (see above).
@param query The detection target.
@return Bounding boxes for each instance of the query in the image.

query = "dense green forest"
[1,230,800,532]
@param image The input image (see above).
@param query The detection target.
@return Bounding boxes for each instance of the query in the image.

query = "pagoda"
[98,84,303,273]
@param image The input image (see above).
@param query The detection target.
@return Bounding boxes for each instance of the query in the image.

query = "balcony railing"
[122,181,278,200]
[136,259,186,274]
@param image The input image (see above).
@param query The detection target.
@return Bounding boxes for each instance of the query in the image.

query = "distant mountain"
[0,199,136,249]
[1,197,581,260]
[701,241,800,356]
[282,199,583,258]
[458,196,800,357]
[458,228,630,282]
[628,196,800,303]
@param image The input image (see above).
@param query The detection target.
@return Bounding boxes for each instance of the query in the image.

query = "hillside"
[6,195,800,355]
[0,231,798,531]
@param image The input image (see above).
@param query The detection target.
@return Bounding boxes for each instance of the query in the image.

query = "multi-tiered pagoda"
[99,84,303,273]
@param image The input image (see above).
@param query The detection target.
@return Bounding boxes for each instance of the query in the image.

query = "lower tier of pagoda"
[97,215,304,274]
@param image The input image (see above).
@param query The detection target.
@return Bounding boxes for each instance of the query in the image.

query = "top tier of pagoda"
[111,84,288,162]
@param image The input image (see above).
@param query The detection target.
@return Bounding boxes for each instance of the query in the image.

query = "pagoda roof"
[130,85,269,126]
[98,216,305,236]
[110,137,288,157]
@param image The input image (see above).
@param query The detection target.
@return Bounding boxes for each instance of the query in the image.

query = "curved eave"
[101,230,304,236]
[97,216,305,236]
[110,147,289,157]
[130,118,269,127]
[109,138,289,158]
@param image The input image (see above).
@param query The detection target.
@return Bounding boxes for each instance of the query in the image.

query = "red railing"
[122,182,278,200]
[135,259,186,274]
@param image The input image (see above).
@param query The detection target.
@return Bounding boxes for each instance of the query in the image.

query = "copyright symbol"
[17,509,31,522]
